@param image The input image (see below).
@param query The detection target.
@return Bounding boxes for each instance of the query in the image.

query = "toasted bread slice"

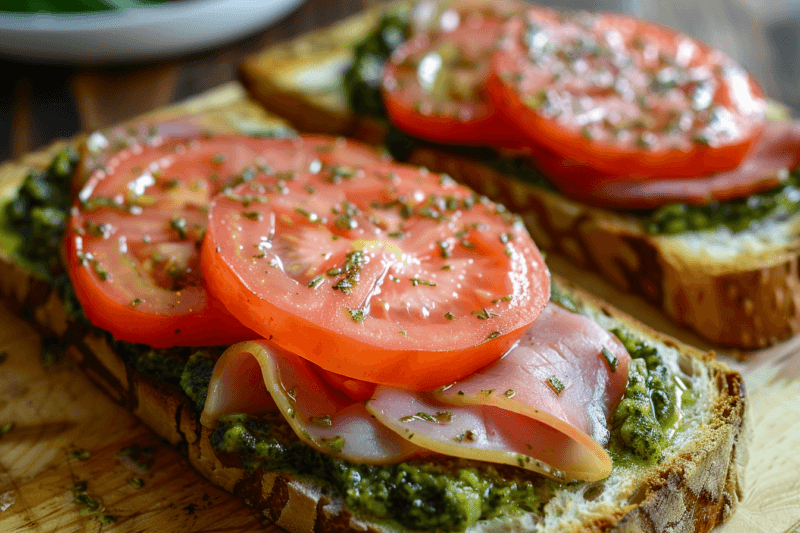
[0,82,747,533]
[238,1,800,350]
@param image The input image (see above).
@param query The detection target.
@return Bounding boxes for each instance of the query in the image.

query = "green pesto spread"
[211,413,547,532]
[608,327,683,463]
[4,147,76,279]
[641,168,800,234]
[127,346,220,411]
[179,351,216,411]
[345,13,800,237]
[343,14,409,117]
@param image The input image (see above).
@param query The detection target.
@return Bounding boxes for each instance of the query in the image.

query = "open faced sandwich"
[0,89,747,533]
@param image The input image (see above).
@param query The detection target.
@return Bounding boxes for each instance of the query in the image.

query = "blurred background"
[1,0,798,162]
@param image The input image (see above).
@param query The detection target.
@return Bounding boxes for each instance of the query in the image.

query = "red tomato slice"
[489,8,767,180]
[65,126,386,347]
[382,1,526,147]
[201,163,550,390]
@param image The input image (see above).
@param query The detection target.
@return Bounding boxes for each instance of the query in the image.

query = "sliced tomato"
[201,162,550,390]
[488,8,767,180]
[65,126,386,347]
[382,1,527,147]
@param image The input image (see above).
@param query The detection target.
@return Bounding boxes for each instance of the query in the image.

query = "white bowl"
[0,0,307,64]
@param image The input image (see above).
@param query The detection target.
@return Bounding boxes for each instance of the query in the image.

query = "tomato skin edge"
[382,84,517,147]
[488,70,765,182]
[63,225,258,348]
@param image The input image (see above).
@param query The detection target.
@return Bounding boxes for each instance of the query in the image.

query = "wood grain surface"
[0,303,270,532]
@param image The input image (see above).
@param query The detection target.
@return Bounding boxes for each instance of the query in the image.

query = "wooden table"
[2,2,800,532]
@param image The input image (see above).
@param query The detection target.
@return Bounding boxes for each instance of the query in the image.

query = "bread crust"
[238,1,800,349]
[0,87,748,533]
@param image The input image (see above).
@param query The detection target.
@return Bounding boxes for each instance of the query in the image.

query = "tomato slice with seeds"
[488,8,767,180]
[201,163,550,390]
[65,126,385,347]
[382,1,526,147]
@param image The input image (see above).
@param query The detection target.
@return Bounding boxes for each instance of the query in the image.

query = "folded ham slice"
[368,303,630,481]
[201,304,630,481]
[201,340,424,464]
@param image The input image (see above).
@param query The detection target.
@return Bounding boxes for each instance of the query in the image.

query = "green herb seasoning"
[0,422,13,438]
[399,411,453,424]
[170,217,188,239]
[68,481,116,524]
[471,308,498,320]
[70,449,91,461]
[324,436,346,453]
[549,281,578,313]
[96,514,117,525]
[295,207,321,223]
[347,308,365,323]
[546,376,565,395]
[600,346,619,372]
[331,250,366,295]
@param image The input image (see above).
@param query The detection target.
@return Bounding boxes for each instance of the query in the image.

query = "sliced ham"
[201,304,630,482]
[435,303,630,446]
[536,122,800,209]
[367,388,606,481]
[201,340,424,464]
[367,303,629,482]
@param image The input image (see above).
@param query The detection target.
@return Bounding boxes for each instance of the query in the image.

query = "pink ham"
[367,388,607,481]
[201,340,424,464]
[535,122,800,209]
[201,304,630,481]
[435,303,630,445]
[368,303,630,482]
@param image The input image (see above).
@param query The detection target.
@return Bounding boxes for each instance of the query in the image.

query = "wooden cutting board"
[0,85,799,533]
